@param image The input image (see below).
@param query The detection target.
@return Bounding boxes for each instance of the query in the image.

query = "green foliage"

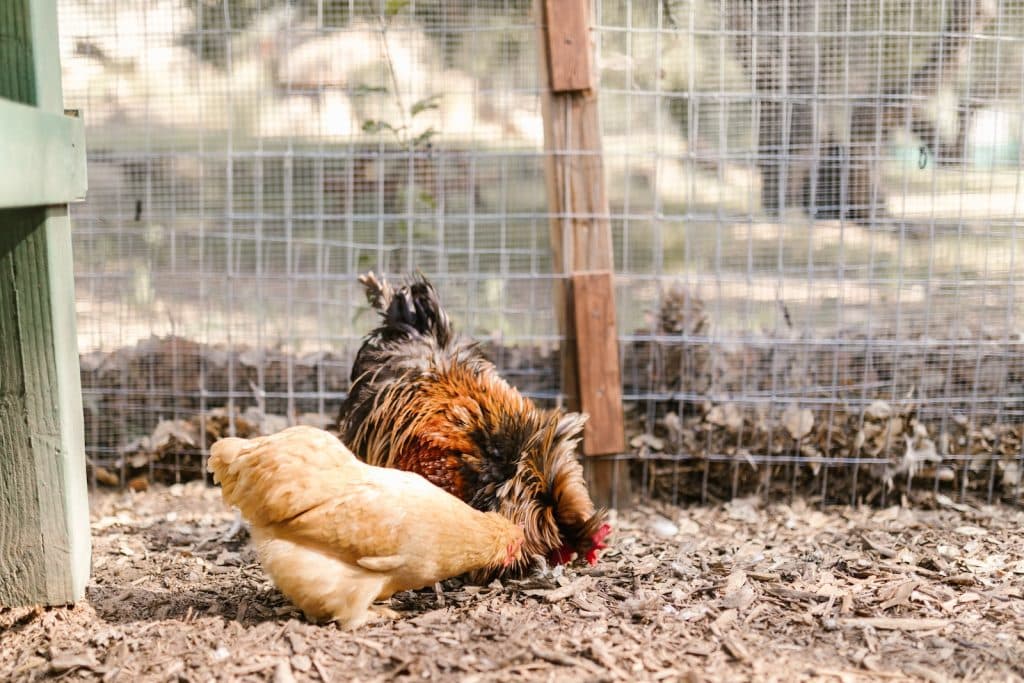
[361,119,396,135]
[416,190,438,210]
[351,84,389,97]
[409,128,437,148]
[384,0,410,18]
[409,95,441,118]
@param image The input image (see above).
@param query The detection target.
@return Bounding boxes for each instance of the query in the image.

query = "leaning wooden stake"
[536,0,629,508]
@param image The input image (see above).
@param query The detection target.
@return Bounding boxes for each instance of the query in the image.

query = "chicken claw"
[369,605,401,621]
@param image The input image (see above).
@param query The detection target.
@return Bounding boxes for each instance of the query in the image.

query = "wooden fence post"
[536,0,629,508]
[0,0,91,608]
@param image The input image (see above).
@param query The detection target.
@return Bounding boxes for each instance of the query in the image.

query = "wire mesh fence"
[61,0,1024,505]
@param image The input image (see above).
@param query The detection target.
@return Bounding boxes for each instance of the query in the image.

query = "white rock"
[676,517,700,535]
[649,515,679,539]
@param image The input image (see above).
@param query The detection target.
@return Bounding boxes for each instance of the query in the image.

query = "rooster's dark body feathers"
[337,273,609,579]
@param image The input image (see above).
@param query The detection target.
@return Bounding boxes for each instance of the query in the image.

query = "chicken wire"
[60,0,1024,505]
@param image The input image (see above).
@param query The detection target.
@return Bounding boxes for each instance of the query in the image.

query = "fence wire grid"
[60,0,1024,505]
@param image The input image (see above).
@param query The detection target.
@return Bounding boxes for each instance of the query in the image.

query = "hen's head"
[480,513,527,572]
[503,534,526,567]
[487,411,612,577]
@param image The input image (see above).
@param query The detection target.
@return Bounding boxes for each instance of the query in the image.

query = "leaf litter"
[2,484,1022,682]
[80,328,1024,505]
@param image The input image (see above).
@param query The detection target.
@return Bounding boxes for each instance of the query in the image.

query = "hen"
[207,425,525,628]
[337,272,610,580]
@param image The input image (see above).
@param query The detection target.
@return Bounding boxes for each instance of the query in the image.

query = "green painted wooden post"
[0,0,90,607]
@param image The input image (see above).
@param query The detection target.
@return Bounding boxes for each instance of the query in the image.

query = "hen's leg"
[221,509,246,542]
[331,578,390,629]
[252,530,386,628]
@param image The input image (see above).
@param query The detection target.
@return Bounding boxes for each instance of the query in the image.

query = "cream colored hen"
[208,425,525,628]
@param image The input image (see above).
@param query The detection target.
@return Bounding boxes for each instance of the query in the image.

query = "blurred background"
[61,0,1024,504]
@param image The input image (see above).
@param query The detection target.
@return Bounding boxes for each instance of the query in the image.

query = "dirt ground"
[2,484,1023,683]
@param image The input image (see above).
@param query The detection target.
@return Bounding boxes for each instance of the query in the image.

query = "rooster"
[208,425,525,628]
[337,272,610,580]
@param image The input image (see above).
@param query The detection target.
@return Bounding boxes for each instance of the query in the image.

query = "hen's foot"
[369,605,401,620]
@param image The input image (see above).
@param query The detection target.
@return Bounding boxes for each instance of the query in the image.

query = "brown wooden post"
[536,0,629,508]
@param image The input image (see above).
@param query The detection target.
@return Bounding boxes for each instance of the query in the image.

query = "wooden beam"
[0,99,87,209]
[535,0,630,508]
[543,0,593,92]
[571,271,625,455]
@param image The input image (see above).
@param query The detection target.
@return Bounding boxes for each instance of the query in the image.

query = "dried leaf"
[290,655,312,673]
[866,400,892,420]
[150,419,198,450]
[630,433,666,451]
[127,476,149,492]
[542,576,593,603]
[782,405,814,440]
[706,403,743,431]
[49,653,100,674]
[724,570,747,594]
[92,466,119,486]
[273,661,296,683]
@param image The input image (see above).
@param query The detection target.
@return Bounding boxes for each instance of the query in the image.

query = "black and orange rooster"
[337,272,610,580]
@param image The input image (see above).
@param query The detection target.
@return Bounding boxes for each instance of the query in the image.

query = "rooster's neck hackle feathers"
[492,411,608,576]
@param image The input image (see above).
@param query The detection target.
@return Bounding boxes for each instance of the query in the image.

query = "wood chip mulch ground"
[2,483,1022,682]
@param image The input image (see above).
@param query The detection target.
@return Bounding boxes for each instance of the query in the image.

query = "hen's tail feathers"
[207,436,248,486]
[360,271,452,348]
[206,427,351,528]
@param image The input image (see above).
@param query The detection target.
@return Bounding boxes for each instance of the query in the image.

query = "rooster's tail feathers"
[359,271,395,312]
[361,271,452,348]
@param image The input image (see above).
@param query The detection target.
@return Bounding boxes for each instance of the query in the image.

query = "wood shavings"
[2,483,1022,683]
[839,617,950,631]
[540,576,593,603]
